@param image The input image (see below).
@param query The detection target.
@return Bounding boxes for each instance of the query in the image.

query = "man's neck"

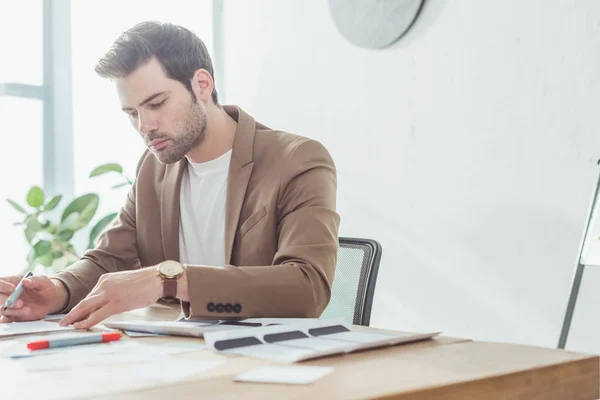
[186,105,236,163]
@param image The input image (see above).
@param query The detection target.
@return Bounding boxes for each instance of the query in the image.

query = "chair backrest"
[320,237,382,326]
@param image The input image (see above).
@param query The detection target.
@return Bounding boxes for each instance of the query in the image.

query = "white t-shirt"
[178,150,232,266]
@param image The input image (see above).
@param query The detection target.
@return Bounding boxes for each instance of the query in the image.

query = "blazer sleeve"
[182,139,341,319]
[52,153,147,312]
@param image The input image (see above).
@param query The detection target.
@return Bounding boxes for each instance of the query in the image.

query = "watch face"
[159,260,183,278]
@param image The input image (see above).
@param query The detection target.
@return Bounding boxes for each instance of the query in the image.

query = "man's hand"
[0,275,58,322]
[59,267,162,329]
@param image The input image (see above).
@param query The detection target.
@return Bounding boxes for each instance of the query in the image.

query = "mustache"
[146,134,170,145]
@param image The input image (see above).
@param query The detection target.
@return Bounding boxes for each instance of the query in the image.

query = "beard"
[149,101,207,164]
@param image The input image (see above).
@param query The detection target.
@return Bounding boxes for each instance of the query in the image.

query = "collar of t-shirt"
[186,149,232,176]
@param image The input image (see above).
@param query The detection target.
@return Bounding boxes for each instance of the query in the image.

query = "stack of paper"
[204,319,440,363]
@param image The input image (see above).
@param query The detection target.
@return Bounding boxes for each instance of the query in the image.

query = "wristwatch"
[156,260,185,299]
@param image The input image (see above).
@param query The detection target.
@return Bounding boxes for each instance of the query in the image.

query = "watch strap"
[163,277,178,298]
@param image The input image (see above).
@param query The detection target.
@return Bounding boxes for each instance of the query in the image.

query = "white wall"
[221,0,600,352]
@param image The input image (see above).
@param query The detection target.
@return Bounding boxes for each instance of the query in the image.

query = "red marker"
[27,332,122,351]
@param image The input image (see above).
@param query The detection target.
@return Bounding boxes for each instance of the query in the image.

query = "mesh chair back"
[320,237,382,326]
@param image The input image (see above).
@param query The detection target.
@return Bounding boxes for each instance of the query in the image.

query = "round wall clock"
[329,0,425,49]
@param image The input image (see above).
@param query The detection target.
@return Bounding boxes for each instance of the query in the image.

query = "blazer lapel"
[161,159,186,261]
[224,106,256,264]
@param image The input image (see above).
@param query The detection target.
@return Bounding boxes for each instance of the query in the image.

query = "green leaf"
[43,195,62,211]
[89,163,123,178]
[25,228,37,243]
[88,212,118,249]
[60,193,99,231]
[32,240,53,266]
[111,182,130,189]
[33,240,52,258]
[6,199,26,213]
[57,229,74,241]
[26,186,45,208]
[35,253,54,267]
[24,216,42,243]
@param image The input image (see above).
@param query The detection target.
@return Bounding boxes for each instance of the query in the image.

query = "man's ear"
[191,68,214,103]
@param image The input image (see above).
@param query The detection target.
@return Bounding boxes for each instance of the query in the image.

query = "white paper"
[204,318,347,345]
[42,314,67,321]
[147,341,207,354]
[276,337,351,352]
[205,319,439,363]
[0,321,74,338]
[0,334,134,359]
[132,359,224,383]
[23,350,163,371]
[4,337,206,361]
[0,358,224,400]
[236,366,334,385]
[224,343,317,363]
[320,331,401,344]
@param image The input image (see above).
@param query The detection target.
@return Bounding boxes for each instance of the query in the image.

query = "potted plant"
[6,163,132,274]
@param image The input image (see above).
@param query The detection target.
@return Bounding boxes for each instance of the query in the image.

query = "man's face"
[117,58,207,164]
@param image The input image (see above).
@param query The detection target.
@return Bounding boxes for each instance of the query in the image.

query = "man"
[0,21,340,329]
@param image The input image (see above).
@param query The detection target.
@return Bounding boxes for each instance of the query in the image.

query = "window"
[0,1,45,276]
[0,1,43,85]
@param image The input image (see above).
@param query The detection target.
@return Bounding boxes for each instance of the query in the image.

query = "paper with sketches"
[205,318,440,363]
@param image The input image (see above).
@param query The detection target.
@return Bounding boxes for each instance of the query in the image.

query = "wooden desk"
[26,306,600,399]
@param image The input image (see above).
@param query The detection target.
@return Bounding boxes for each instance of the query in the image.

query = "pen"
[3,271,33,311]
[27,332,122,351]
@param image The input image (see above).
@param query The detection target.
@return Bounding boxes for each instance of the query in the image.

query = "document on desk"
[0,358,225,400]
[204,319,440,363]
[103,317,317,338]
[236,365,334,385]
[0,320,74,339]
[0,334,206,361]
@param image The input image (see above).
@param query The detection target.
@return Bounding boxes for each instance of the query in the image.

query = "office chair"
[320,237,382,326]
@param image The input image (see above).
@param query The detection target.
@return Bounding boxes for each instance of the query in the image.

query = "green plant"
[6,163,132,274]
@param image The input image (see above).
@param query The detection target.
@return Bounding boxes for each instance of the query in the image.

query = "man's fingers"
[73,306,113,330]
[0,315,14,323]
[60,295,104,326]
[4,299,24,309]
[0,298,22,311]
[0,306,31,319]
[0,280,15,294]
[21,276,48,290]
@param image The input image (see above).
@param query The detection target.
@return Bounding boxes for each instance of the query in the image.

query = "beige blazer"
[55,106,340,319]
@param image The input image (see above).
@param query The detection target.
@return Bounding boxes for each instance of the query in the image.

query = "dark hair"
[95,21,219,105]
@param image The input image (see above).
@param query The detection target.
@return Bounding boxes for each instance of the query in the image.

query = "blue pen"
[3,271,33,311]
